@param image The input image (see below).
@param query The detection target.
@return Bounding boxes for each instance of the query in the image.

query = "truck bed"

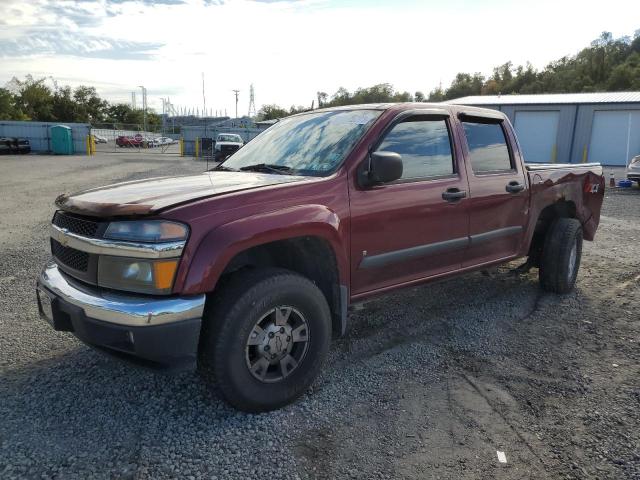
[525,162,604,241]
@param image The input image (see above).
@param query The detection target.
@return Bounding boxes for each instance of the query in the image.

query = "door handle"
[505,181,525,193]
[442,188,467,202]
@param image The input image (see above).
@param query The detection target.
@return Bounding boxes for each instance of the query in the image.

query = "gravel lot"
[0,153,638,479]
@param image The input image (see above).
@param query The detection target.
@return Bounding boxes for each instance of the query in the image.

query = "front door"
[349,114,470,297]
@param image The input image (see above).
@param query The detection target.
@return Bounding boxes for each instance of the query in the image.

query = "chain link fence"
[90,123,181,155]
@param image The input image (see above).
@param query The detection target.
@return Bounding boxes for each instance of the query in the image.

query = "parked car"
[116,136,135,147]
[214,133,244,161]
[0,137,31,154]
[627,155,640,186]
[116,135,148,148]
[150,136,176,147]
[37,103,604,412]
[93,134,107,144]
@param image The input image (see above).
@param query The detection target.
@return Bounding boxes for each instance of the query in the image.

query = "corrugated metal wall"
[0,121,91,153]
[181,125,267,155]
[468,102,640,165]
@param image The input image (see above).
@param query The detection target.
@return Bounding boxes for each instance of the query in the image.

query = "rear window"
[462,122,512,173]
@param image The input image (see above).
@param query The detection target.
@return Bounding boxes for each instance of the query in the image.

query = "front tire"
[199,268,331,412]
[539,218,583,293]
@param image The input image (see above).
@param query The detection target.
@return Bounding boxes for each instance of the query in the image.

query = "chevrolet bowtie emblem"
[59,228,69,246]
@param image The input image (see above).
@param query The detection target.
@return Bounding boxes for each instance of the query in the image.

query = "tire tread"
[539,218,582,293]
[199,268,331,412]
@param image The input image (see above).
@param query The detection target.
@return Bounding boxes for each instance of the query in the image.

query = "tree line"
[258,29,640,119]
[0,75,162,128]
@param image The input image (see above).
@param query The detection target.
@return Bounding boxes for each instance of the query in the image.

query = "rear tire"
[199,268,331,412]
[539,218,583,293]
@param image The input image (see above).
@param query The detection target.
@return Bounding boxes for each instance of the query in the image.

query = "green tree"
[0,88,27,120]
[72,86,108,122]
[427,86,445,102]
[317,91,328,108]
[257,104,289,121]
[442,73,485,100]
[12,75,54,121]
[102,103,161,129]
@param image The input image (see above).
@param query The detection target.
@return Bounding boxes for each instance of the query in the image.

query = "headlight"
[98,256,179,295]
[631,156,640,165]
[104,220,188,243]
[215,144,221,151]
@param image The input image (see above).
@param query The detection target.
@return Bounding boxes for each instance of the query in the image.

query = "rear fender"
[179,204,348,295]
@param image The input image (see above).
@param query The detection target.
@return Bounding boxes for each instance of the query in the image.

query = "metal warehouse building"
[447,92,640,166]
[0,121,91,153]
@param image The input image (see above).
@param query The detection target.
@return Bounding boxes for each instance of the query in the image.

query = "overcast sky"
[1,0,638,116]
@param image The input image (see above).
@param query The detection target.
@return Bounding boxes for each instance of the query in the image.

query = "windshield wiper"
[212,164,237,172]
[239,163,294,175]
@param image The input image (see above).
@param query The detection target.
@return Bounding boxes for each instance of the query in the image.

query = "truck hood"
[55,171,308,217]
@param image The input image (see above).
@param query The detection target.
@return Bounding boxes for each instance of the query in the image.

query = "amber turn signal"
[153,260,179,290]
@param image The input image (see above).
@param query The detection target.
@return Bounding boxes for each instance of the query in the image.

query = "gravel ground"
[0,155,638,479]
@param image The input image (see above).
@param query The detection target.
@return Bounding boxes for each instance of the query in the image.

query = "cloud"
[0,0,638,116]
[0,29,162,60]
[0,0,170,59]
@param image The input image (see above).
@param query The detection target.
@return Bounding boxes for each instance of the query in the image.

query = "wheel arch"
[527,199,579,266]
[180,205,349,336]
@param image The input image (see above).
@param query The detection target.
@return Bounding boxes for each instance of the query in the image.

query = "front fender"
[177,204,348,295]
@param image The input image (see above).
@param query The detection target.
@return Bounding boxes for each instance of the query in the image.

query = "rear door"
[456,113,529,267]
[349,111,470,296]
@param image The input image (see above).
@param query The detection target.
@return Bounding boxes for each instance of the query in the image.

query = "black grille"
[53,211,99,238]
[221,145,239,153]
[51,239,89,272]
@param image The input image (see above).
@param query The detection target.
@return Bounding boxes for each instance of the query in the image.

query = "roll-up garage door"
[589,111,640,166]
[514,111,560,163]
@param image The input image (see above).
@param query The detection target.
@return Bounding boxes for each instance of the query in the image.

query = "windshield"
[217,135,241,142]
[222,109,381,176]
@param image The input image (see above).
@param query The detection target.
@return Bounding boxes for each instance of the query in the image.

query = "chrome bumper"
[37,262,205,327]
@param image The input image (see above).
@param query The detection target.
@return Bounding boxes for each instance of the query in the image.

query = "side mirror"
[360,151,403,186]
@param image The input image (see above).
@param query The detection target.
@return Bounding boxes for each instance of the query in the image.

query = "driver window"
[378,117,454,180]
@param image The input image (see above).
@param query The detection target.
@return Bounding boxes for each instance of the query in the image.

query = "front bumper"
[36,262,206,371]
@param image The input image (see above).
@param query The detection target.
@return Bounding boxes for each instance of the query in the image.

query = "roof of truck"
[310,102,505,121]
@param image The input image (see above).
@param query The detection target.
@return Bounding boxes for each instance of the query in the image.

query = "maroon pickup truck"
[37,103,604,412]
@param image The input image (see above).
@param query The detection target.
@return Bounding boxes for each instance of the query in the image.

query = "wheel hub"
[259,323,293,363]
[245,306,310,383]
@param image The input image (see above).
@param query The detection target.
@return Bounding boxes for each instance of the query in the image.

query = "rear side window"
[378,118,454,180]
[462,121,512,173]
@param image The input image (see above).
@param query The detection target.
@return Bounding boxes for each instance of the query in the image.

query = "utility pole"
[202,73,207,120]
[137,85,147,132]
[232,89,240,119]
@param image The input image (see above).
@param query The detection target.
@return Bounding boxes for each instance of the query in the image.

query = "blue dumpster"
[50,125,74,155]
